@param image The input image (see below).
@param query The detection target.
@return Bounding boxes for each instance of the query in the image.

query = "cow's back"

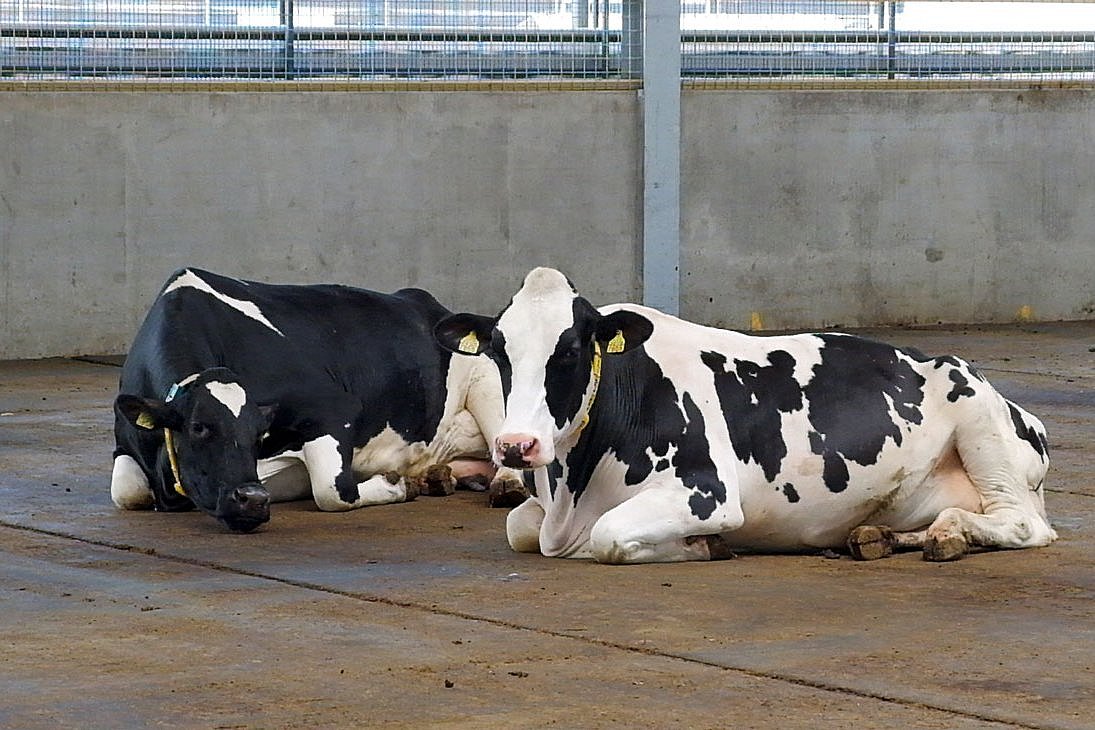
[119,269,456,444]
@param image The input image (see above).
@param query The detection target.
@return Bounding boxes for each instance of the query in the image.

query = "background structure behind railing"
[3,1,1095,85]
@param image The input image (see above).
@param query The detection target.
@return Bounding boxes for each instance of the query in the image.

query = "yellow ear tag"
[136,411,156,430]
[607,330,626,354]
[458,331,480,354]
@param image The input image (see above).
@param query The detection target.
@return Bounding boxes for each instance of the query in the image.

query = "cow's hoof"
[923,534,967,562]
[847,525,896,561]
[702,534,737,561]
[455,473,490,492]
[421,464,456,497]
[488,478,528,508]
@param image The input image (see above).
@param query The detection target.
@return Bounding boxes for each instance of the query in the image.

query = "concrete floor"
[1,322,1092,729]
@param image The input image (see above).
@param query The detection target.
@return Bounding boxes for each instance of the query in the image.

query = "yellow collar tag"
[575,342,602,438]
[607,330,626,354]
[163,428,186,497]
[458,331,480,354]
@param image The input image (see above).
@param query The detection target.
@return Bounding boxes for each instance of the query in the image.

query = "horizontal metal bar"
[3,25,1093,45]
[5,52,1091,78]
[0,24,619,44]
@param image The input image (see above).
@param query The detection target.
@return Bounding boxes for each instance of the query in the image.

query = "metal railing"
[3,1,1095,84]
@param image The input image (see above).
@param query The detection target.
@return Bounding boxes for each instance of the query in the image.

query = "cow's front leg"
[589,480,744,564]
[111,454,154,510]
[302,435,410,511]
[506,497,545,553]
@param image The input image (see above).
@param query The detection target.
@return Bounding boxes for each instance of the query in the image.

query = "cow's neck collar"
[569,342,602,442]
[163,428,186,497]
[566,329,628,443]
[163,378,194,498]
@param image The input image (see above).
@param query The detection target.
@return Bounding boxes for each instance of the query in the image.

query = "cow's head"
[435,267,652,469]
[115,368,276,532]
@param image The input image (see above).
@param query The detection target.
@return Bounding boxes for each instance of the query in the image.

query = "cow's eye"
[189,421,211,439]
[558,344,582,363]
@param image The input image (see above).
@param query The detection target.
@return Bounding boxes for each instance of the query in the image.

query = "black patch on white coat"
[562,347,725,520]
[780,482,801,503]
[803,335,926,493]
[702,349,803,483]
[487,329,512,400]
[1007,402,1049,462]
[543,300,598,430]
[946,368,977,402]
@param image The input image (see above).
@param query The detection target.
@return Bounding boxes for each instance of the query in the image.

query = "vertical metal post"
[886,1,897,79]
[281,0,296,79]
[641,0,680,316]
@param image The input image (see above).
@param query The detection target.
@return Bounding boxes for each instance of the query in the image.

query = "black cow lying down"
[435,267,1057,563]
[111,268,522,532]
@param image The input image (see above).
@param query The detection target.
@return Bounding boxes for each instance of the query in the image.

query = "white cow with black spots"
[434,267,1057,563]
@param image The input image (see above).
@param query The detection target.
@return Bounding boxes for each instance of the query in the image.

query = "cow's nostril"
[234,484,270,509]
[496,435,540,468]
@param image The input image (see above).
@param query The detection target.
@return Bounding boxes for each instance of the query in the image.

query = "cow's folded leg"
[589,483,744,564]
[357,473,414,504]
[386,471,418,501]
[923,505,1056,562]
[506,497,546,553]
[304,435,410,510]
[111,454,154,510]
[688,534,738,561]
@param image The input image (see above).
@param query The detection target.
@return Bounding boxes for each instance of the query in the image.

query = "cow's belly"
[726,438,978,551]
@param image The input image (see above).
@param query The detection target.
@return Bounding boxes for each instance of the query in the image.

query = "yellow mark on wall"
[750,312,764,331]
[1016,304,1034,322]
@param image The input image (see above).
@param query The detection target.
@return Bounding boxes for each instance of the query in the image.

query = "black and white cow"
[435,267,1057,563]
[112,267,520,532]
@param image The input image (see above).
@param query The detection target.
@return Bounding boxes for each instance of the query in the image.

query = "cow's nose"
[233,483,270,511]
[221,483,271,533]
[495,434,540,468]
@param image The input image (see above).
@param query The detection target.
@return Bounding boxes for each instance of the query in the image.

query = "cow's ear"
[435,313,495,356]
[595,310,653,355]
[115,394,185,432]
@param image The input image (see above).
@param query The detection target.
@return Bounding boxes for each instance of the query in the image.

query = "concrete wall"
[683,89,1095,330]
[0,91,643,359]
[2,88,1094,359]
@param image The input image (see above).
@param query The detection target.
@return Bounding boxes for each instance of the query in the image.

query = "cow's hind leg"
[923,400,1057,561]
[847,525,927,561]
[302,435,411,511]
[923,504,1057,561]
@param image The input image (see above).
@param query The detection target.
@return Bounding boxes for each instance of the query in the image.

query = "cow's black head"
[435,267,652,469]
[115,368,276,532]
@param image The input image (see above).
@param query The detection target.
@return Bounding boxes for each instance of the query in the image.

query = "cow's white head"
[115,367,276,532]
[436,267,652,469]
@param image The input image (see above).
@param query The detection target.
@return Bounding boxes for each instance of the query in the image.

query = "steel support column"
[640,0,681,315]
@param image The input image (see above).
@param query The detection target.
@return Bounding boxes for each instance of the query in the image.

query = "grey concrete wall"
[0,92,642,359]
[682,89,1095,330]
[2,88,1094,359]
